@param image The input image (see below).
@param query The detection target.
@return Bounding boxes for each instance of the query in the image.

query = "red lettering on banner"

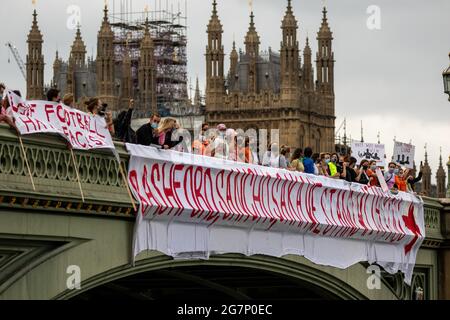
[182,165,198,216]
[193,166,212,218]
[232,172,246,222]
[128,170,149,215]
[20,117,37,132]
[76,113,85,130]
[149,163,170,215]
[250,174,264,223]
[215,170,232,216]
[75,131,87,148]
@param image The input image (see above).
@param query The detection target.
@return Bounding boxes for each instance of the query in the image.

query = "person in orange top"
[367,160,380,187]
[243,137,253,164]
[394,167,409,192]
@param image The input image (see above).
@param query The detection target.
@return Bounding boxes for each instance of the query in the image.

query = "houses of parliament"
[205,0,336,152]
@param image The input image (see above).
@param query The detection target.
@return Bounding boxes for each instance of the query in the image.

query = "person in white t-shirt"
[262,143,280,168]
[212,124,229,160]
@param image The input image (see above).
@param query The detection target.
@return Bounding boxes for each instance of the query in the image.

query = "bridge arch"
[55,253,394,300]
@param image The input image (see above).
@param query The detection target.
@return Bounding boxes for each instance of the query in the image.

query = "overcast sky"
[1,0,449,183]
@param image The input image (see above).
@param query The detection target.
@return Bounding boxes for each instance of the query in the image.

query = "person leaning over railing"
[136,113,161,146]
[152,117,183,150]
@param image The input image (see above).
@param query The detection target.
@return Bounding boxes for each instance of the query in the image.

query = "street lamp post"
[443,52,450,101]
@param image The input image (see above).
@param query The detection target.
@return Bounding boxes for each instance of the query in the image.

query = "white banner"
[127,144,425,285]
[393,141,415,169]
[5,89,115,151]
[351,142,386,167]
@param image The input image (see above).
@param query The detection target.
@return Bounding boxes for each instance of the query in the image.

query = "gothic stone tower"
[421,151,432,196]
[205,0,335,152]
[96,5,116,111]
[280,0,300,107]
[26,10,45,100]
[138,18,157,116]
[205,0,225,112]
[436,151,447,198]
[67,26,87,101]
[447,156,450,198]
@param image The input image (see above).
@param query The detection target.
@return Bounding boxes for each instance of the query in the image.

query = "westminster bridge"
[0,123,449,300]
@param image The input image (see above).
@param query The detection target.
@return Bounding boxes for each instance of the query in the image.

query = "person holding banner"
[85,98,115,136]
[62,93,75,108]
[0,90,17,129]
[395,168,409,192]
[46,88,61,103]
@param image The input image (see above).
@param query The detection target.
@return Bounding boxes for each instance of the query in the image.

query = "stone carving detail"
[424,207,440,230]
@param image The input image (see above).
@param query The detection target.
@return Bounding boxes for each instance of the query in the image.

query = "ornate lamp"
[443,52,450,101]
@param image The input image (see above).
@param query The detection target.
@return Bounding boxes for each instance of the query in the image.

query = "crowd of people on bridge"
[0,86,423,195]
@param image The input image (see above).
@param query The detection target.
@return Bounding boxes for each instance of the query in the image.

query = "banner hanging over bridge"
[126,144,425,285]
[5,90,115,150]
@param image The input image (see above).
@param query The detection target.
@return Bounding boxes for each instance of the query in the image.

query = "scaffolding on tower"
[109,0,188,117]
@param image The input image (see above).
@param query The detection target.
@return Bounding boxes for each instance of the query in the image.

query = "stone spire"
[245,11,260,94]
[229,40,238,79]
[421,146,432,196]
[70,25,87,67]
[26,10,45,100]
[316,6,334,93]
[316,6,335,152]
[96,4,116,110]
[280,0,299,105]
[205,0,225,111]
[303,37,314,91]
[436,148,447,198]
[121,41,133,108]
[245,12,260,57]
[52,50,61,88]
[194,77,201,107]
[139,17,157,115]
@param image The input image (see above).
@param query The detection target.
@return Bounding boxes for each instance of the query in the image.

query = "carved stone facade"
[205,0,335,152]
